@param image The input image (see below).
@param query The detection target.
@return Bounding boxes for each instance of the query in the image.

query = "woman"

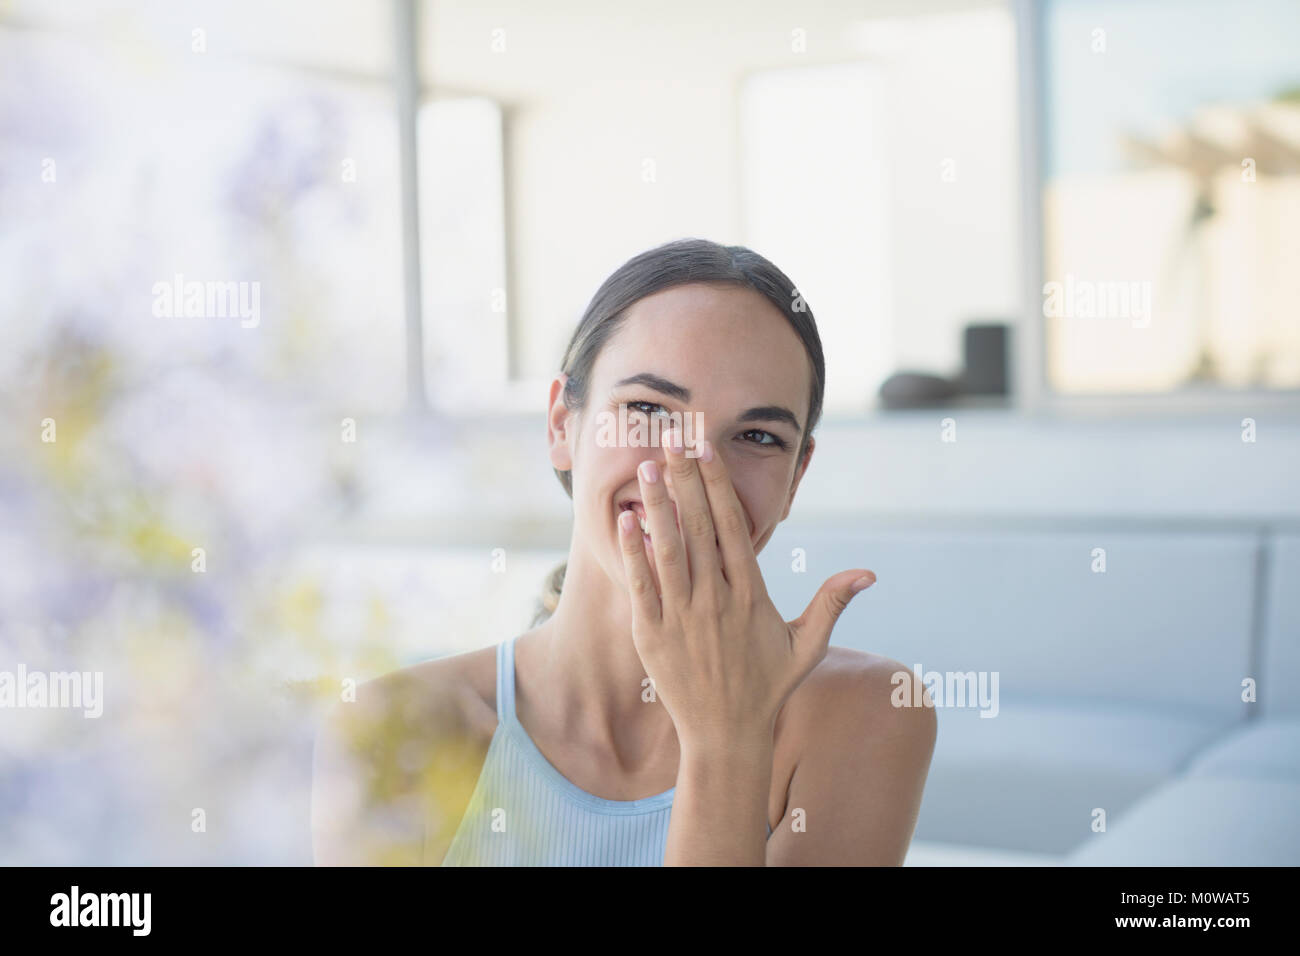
[311,238,936,866]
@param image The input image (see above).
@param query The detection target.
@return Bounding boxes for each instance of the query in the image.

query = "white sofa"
[757,522,1300,863]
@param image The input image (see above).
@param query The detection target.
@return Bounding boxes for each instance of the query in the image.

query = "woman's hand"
[617,427,875,754]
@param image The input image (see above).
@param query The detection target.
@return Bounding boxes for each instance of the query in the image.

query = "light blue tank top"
[439,634,772,866]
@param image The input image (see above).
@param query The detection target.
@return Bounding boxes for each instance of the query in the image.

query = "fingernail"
[619,510,636,533]
[640,460,659,483]
[699,439,713,463]
[665,429,681,451]
[851,574,875,594]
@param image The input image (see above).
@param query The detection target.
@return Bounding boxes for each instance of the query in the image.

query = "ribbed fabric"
[439,634,771,866]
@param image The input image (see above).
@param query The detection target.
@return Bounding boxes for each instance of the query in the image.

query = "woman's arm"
[662,654,935,866]
[310,696,428,866]
[765,657,936,866]
[664,729,774,866]
[311,664,491,866]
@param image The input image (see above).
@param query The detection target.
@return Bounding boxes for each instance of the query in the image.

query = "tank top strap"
[496,634,518,724]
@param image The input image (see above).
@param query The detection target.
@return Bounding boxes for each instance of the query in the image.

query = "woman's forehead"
[594,286,810,414]
[622,281,780,326]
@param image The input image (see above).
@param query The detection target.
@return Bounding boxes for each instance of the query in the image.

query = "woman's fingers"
[692,435,762,590]
[618,508,662,624]
[661,428,723,595]
[638,457,691,606]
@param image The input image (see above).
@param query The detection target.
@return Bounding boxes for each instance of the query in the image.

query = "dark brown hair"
[532,237,826,626]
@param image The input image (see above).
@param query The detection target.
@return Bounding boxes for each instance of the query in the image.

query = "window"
[1034,0,1300,396]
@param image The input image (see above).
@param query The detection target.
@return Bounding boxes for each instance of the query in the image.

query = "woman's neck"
[517,549,680,772]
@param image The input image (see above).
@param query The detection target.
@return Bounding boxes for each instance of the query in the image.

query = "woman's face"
[548,281,816,596]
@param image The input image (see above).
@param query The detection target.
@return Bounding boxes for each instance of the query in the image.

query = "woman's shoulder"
[348,641,502,745]
[783,645,935,739]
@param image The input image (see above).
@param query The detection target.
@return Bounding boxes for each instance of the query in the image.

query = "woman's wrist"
[678,723,776,767]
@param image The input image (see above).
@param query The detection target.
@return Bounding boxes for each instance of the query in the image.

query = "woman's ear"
[780,434,815,522]
[547,374,575,471]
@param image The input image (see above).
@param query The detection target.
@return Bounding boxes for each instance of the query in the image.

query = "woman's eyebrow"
[613,373,801,433]
[614,372,690,401]
[738,406,802,433]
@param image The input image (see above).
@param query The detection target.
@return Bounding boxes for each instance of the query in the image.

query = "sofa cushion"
[1065,776,1300,865]
[1184,717,1300,781]
[911,696,1231,854]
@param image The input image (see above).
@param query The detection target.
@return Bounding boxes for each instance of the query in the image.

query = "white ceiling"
[420,0,1004,105]
[3,0,1005,103]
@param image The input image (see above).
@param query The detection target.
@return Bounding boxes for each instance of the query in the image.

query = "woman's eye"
[628,400,671,419]
[625,401,787,450]
[740,429,788,449]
